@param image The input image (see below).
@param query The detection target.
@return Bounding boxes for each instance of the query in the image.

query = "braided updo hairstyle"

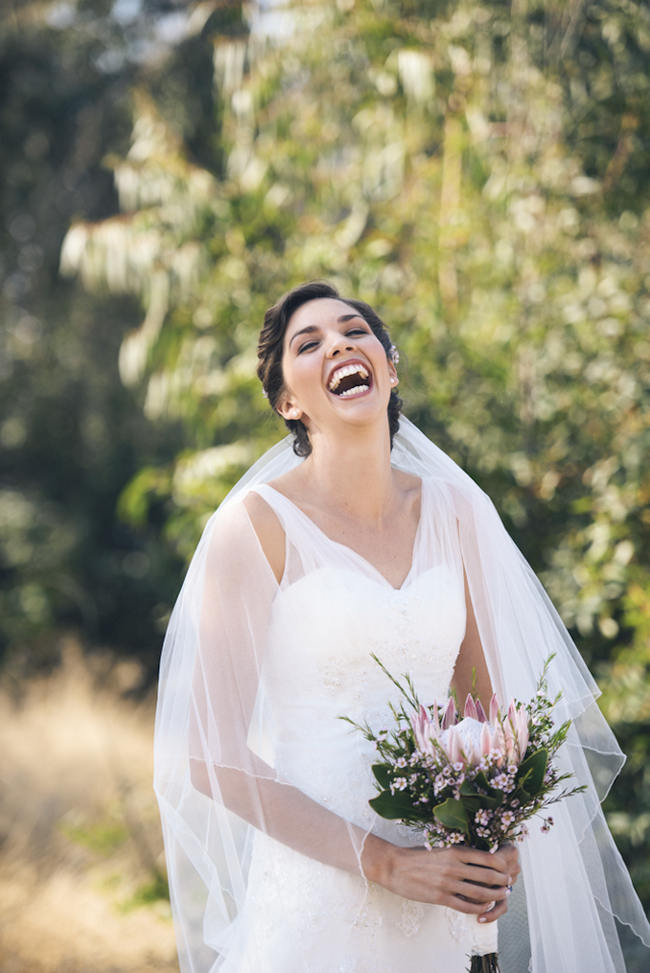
[257,281,402,457]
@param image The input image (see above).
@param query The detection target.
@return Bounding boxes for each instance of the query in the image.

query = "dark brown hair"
[257,281,402,456]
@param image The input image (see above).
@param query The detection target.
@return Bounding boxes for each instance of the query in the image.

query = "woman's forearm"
[191,758,372,876]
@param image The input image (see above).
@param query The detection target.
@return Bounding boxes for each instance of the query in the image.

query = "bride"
[154,282,649,972]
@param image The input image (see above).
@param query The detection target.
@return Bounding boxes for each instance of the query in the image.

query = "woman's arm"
[445,560,520,918]
[452,565,494,712]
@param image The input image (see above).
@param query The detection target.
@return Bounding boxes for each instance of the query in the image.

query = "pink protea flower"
[463,694,478,721]
[511,704,530,759]
[411,703,442,755]
[475,698,488,723]
[503,720,517,765]
[447,725,464,764]
[492,722,507,767]
[411,691,530,770]
[480,722,493,758]
[500,701,530,763]
[441,697,457,730]
[441,716,491,766]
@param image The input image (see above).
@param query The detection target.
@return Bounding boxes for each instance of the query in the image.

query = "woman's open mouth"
[327,362,372,398]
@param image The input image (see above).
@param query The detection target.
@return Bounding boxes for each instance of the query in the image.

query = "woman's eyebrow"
[288,314,365,348]
[289,325,319,348]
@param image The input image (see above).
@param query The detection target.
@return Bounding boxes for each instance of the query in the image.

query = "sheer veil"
[154,416,650,972]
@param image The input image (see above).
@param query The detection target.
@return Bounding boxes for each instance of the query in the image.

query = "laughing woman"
[154,282,649,973]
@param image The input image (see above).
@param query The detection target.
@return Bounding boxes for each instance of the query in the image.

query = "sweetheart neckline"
[253,480,426,592]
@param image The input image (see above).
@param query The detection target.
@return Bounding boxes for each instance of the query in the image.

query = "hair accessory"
[390,344,400,365]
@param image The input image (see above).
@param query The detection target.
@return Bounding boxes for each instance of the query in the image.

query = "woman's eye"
[297,328,367,353]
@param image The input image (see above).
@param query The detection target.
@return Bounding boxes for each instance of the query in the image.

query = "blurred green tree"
[0,0,218,677]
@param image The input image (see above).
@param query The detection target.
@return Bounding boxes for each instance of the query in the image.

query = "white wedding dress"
[218,479,497,973]
[156,423,650,973]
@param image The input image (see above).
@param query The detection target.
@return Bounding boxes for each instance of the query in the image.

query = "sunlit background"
[1,1,649,969]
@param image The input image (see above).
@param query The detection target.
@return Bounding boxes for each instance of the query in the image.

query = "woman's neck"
[297,422,397,526]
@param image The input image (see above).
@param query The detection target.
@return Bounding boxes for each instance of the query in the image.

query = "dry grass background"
[0,639,177,972]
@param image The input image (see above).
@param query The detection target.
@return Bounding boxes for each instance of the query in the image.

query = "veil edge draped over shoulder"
[154,417,650,973]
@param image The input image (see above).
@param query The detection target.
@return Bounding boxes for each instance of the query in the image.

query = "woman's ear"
[276,393,303,422]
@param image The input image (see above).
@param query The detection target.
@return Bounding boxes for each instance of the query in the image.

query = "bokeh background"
[1,0,649,969]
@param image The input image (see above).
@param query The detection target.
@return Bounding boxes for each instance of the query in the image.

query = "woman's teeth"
[328,363,369,393]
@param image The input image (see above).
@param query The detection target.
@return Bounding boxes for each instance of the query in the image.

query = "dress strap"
[248,483,330,583]
[248,483,303,525]
[248,482,326,549]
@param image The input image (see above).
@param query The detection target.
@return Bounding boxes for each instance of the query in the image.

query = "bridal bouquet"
[343,655,586,973]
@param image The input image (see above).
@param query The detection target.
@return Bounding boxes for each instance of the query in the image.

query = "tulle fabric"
[154,417,650,972]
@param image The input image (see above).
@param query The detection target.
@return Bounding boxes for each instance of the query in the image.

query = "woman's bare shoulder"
[241,489,286,584]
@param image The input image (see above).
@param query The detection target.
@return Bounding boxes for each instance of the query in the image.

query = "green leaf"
[433,798,469,834]
[369,790,416,820]
[511,786,530,806]
[468,773,503,808]
[458,780,487,813]
[517,749,548,796]
[459,779,479,797]
[462,794,503,813]
[371,764,391,789]
[474,771,492,792]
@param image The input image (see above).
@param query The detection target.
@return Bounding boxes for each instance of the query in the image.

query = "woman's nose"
[327,336,354,357]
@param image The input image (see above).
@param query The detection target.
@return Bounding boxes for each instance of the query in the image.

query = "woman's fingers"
[459,863,512,888]
[442,889,506,917]
[493,844,521,880]
[454,879,509,906]
[446,889,510,922]
[458,846,520,891]
[459,845,519,875]
[460,880,509,903]
[438,892,489,915]
[478,897,509,923]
